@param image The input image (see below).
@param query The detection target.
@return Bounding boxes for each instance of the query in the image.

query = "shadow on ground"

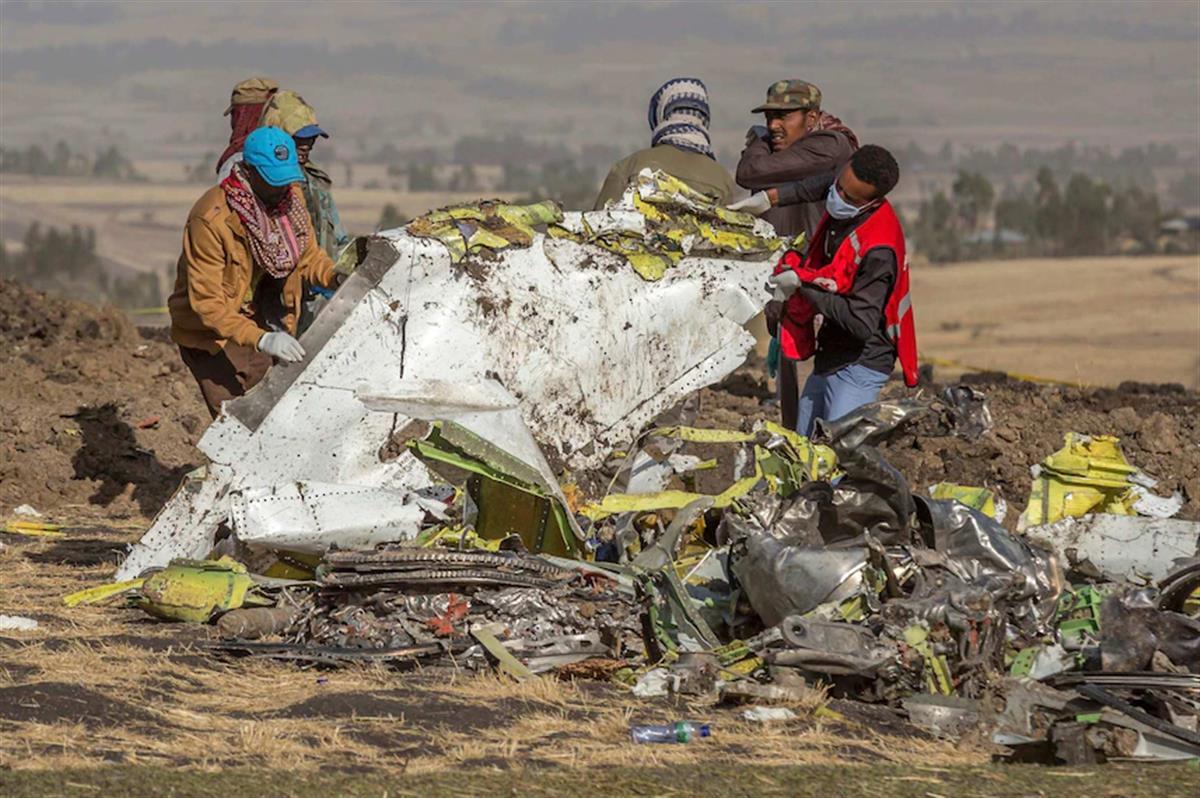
[70,402,192,516]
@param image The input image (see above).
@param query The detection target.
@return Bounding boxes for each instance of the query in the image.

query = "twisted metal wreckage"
[98,172,1199,763]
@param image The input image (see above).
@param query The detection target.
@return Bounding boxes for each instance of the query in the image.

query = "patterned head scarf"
[216,78,278,174]
[220,162,311,278]
[815,111,860,151]
[648,77,714,160]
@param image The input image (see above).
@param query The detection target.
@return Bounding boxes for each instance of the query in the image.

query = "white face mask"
[826,182,868,220]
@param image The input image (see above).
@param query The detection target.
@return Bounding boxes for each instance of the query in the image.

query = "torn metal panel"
[633,498,723,656]
[1018,433,1141,530]
[1023,515,1200,583]
[114,466,234,579]
[360,380,581,549]
[228,482,432,553]
[119,207,770,578]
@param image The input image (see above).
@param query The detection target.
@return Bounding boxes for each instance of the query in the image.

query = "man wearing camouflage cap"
[217,77,278,178]
[733,80,858,241]
[259,90,348,261]
[732,79,859,431]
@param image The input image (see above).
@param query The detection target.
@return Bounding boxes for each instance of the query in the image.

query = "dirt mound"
[698,359,1200,522]
[0,279,207,519]
[878,373,1200,524]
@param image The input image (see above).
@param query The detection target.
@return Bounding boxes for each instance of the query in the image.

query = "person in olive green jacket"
[259,90,348,260]
[169,127,338,417]
[593,77,733,209]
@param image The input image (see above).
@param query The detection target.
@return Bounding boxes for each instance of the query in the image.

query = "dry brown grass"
[911,255,1200,389]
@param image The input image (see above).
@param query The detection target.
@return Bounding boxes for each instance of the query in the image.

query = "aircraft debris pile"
[74,174,1198,764]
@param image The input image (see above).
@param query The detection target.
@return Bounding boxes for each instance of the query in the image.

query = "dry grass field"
[0,509,975,779]
[911,255,1200,389]
[0,176,514,279]
[4,509,1199,796]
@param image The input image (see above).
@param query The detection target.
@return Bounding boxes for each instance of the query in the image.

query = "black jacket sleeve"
[775,171,837,207]
[798,247,896,343]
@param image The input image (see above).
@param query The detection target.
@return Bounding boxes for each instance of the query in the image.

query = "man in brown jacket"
[732,80,858,431]
[169,126,338,418]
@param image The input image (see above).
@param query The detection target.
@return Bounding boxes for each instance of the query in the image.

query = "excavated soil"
[1,277,1197,523]
[877,373,1200,523]
[697,357,1200,522]
[0,279,207,518]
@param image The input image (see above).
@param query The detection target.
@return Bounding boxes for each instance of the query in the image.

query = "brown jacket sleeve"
[736,130,854,190]
[298,228,336,288]
[183,215,266,349]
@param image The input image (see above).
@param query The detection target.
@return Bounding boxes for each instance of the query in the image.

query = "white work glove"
[727,191,772,217]
[257,331,306,363]
[766,270,801,302]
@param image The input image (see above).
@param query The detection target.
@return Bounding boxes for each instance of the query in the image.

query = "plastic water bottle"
[630,721,712,744]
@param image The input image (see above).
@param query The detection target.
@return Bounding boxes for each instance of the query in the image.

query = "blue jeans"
[795,364,889,437]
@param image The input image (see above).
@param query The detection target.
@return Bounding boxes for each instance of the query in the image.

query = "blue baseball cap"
[242,126,304,187]
[293,124,328,139]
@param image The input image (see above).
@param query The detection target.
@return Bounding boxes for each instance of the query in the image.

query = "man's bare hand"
[764,300,783,337]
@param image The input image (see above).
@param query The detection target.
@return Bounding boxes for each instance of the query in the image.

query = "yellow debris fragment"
[63,579,146,608]
[1020,433,1140,528]
[3,520,65,538]
[929,482,998,518]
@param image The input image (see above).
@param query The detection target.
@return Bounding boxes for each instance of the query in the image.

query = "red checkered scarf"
[220,162,309,278]
[216,98,270,174]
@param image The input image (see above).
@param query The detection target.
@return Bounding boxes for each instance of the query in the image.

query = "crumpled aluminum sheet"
[814,398,930,452]
[1098,587,1200,673]
[915,496,1062,615]
[735,451,914,549]
[730,525,869,627]
[939,384,992,440]
[813,400,932,546]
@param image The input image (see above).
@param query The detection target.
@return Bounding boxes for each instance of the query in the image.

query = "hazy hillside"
[2,1,1198,164]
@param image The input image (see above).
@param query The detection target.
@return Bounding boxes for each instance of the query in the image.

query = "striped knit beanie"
[648,77,714,159]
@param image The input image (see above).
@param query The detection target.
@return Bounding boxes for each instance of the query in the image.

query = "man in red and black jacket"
[731,79,858,431]
[749,145,917,437]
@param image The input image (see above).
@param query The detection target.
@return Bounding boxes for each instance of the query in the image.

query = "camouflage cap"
[751,80,821,113]
[223,77,278,115]
[259,90,328,138]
